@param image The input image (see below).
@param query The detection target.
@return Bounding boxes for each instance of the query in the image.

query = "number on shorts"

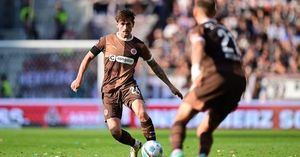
[130,86,140,95]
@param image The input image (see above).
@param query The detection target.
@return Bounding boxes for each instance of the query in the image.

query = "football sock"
[199,132,213,155]
[170,121,186,149]
[133,140,141,149]
[141,117,156,141]
[199,153,207,157]
[115,129,136,147]
[170,149,184,157]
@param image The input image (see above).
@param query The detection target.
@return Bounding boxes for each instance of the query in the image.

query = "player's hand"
[170,86,183,99]
[70,79,81,92]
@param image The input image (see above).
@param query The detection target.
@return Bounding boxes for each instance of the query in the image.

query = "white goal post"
[0,40,97,49]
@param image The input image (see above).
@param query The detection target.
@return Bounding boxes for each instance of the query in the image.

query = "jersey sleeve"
[140,43,153,62]
[91,37,106,56]
[189,25,205,44]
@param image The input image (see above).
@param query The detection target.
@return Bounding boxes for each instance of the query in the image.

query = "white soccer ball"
[141,140,163,157]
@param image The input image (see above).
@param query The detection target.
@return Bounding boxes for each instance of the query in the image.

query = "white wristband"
[191,63,201,81]
[190,35,204,44]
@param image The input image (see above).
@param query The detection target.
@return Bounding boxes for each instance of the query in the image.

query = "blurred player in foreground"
[71,9,183,157]
[170,0,246,157]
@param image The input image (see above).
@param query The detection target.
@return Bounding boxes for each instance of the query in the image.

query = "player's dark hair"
[115,9,135,24]
[195,0,216,17]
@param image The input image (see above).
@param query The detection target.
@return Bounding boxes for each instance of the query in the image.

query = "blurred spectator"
[93,0,109,14]
[152,0,173,29]
[2,0,300,99]
[163,17,179,39]
[54,2,68,39]
[146,0,300,98]
[20,0,39,39]
[0,74,13,98]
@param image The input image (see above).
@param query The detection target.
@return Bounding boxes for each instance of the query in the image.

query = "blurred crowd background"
[0,0,299,100]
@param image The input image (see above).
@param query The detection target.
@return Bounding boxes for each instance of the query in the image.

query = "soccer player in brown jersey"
[70,9,183,157]
[169,0,246,157]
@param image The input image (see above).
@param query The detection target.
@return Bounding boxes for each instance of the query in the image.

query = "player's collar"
[116,32,134,41]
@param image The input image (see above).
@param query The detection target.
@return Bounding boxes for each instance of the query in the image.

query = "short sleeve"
[140,43,153,62]
[92,37,106,56]
[189,26,205,44]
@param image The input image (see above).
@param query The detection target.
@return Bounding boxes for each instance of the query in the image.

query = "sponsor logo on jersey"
[130,48,137,55]
[109,55,116,61]
[109,55,134,65]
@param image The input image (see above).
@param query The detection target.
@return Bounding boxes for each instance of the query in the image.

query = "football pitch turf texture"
[0,128,299,157]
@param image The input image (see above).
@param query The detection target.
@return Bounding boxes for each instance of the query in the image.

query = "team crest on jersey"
[130,48,137,55]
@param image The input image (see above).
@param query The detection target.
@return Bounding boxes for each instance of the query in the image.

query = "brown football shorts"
[184,72,246,113]
[102,84,144,121]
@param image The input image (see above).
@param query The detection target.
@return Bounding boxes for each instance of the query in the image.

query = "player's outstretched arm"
[70,51,95,92]
[147,59,183,99]
[189,29,205,88]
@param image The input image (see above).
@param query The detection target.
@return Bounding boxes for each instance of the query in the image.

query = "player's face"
[117,20,134,38]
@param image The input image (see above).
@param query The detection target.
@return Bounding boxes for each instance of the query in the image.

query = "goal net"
[0,40,102,98]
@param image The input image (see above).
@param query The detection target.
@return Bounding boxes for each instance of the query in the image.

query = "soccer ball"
[141,140,163,157]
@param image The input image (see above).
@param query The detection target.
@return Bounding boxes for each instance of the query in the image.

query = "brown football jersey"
[93,33,152,93]
[194,20,244,77]
[184,20,246,111]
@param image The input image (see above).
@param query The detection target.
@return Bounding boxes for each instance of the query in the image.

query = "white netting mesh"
[0,40,98,98]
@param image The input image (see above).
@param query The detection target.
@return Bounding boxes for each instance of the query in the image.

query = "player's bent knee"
[137,111,149,122]
[109,128,122,139]
[172,120,187,129]
[197,128,213,137]
[199,131,213,141]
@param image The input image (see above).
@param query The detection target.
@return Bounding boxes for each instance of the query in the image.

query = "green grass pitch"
[0,128,299,157]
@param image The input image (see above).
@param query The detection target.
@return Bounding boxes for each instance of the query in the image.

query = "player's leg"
[131,99,156,141]
[196,74,246,157]
[106,117,141,157]
[196,108,229,157]
[123,85,156,141]
[106,117,137,146]
[170,102,198,157]
[122,85,150,157]
[102,91,141,154]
